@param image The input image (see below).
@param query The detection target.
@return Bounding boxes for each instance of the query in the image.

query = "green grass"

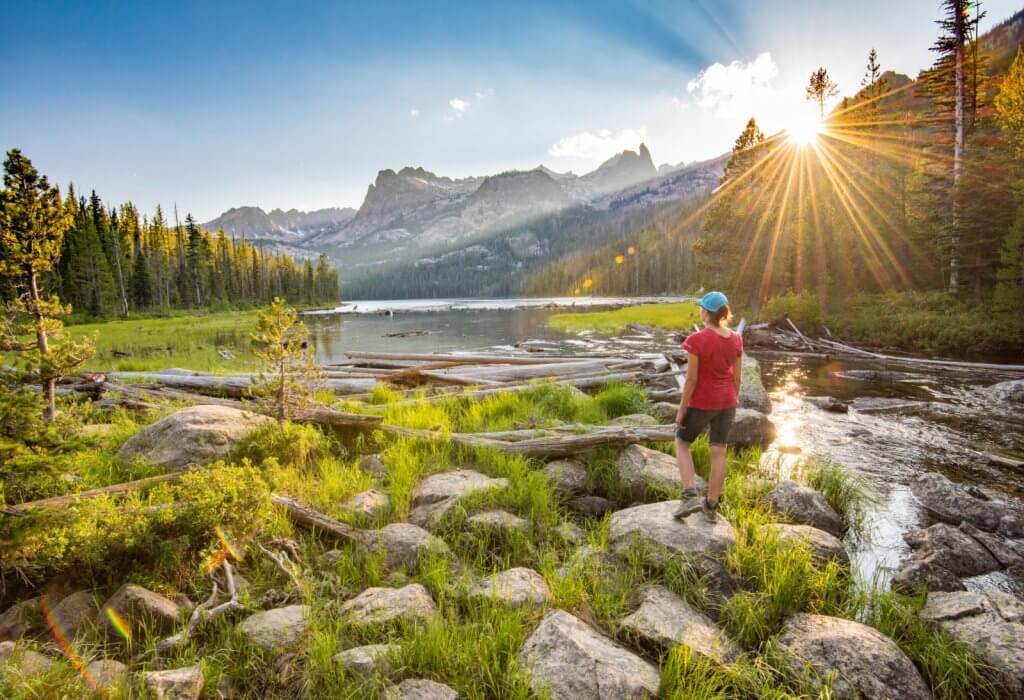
[67,309,263,373]
[548,301,701,334]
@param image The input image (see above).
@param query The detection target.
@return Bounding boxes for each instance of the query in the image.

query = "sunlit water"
[304,302,1024,593]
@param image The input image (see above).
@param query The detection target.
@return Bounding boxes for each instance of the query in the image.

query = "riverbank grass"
[548,301,700,334]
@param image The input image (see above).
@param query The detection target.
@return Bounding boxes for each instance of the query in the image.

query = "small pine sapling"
[249,297,324,424]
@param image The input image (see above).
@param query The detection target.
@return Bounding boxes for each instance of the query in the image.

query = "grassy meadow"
[0,379,998,699]
[548,302,701,335]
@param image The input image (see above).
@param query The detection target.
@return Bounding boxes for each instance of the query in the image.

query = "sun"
[787,106,822,146]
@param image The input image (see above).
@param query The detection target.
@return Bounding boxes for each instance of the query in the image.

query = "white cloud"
[409,108,419,117]
[548,127,648,163]
[686,52,779,116]
[474,88,494,100]
[449,98,467,113]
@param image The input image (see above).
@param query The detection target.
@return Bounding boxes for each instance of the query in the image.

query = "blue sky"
[2,1,1020,221]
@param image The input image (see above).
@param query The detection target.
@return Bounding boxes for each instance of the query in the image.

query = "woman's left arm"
[733,355,743,396]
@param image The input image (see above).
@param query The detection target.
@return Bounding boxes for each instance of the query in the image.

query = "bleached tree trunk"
[28,269,55,422]
[950,5,966,294]
[110,225,129,316]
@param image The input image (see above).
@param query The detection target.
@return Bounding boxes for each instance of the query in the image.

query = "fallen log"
[271,494,363,543]
[106,372,377,397]
[344,351,586,365]
[6,471,188,513]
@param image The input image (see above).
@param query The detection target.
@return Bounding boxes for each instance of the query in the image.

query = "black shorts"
[675,407,736,446]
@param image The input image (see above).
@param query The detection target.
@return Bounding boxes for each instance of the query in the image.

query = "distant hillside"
[203,205,355,242]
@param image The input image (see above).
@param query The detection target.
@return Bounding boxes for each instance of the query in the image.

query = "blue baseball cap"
[698,291,729,312]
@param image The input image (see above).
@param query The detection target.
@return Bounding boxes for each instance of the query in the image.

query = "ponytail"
[707,305,732,327]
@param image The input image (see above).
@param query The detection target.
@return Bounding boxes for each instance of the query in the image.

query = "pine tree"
[0,150,95,422]
[249,297,323,424]
[861,48,888,100]
[806,67,839,118]
[994,201,1024,312]
[996,47,1024,153]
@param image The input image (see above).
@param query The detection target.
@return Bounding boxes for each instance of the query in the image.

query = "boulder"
[343,489,390,519]
[805,396,849,413]
[237,605,309,651]
[543,459,588,496]
[959,522,1023,568]
[571,495,613,517]
[408,469,509,530]
[650,402,680,423]
[727,408,776,447]
[117,405,272,470]
[765,480,845,537]
[909,472,1009,533]
[739,356,772,414]
[142,665,205,700]
[335,643,397,680]
[96,584,182,644]
[891,557,965,593]
[359,454,389,479]
[466,510,526,534]
[768,523,849,566]
[921,591,1024,699]
[0,598,40,642]
[902,523,1000,577]
[0,640,54,676]
[609,414,659,426]
[619,585,738,663]
[340,584,437,626]
[519,609,660,699]
[616,444,705,497]
[385,679,459,699]
[989,378,1024,404]
[555,521,586,545]
[469,568,552,608]
[777,613,931,700]
[357,523,451,570]
[49,591,99,642]
[608,500,738,600]
[84,659,128,689]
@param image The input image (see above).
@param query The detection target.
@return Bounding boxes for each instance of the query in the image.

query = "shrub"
[760,291,822,330]
[235,420,334,470]
[592,381,649,418]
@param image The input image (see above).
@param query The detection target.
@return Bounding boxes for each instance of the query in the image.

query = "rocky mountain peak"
[580,143,657,194]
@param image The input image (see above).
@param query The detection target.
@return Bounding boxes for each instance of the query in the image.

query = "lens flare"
[42,594,109,697]
[582,279,593,289]
[103,606,132,643]
[614,255,625,265]
[627,246,636,255]
[787,105,822,146]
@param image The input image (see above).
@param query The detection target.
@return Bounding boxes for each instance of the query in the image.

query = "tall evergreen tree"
[806,67,839,117]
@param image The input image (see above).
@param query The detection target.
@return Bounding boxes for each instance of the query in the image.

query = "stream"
[304,298,1024,594]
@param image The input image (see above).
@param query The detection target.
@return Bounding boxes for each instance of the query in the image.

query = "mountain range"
[202,143,724,296]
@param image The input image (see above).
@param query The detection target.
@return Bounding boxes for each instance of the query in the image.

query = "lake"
[307,298,1024,592]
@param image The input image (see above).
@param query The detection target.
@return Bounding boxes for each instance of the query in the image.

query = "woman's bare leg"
[708,445,728,503]
[675,438,697,489]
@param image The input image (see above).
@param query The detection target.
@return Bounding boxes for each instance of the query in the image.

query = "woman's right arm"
[676,353,699,424]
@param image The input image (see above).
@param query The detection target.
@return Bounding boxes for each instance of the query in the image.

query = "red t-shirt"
[681,327,744,410]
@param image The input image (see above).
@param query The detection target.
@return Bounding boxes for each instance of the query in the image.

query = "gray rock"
[543,459,588,496]
[340,584,437,626]
[0,598,39,642]
[49,591,99,642]
[117,405,273,470]
[608,500,738,600]
[357,522,451,570]
[891,557,965,593]
[469,568,552,607]
[989,378,1024,404]
[910,472,1008,532]
[616,444,705,497]
[1001,514,1024,539]
[359,454,389,479]
[344,489,390,519]
[777,613,931,700]
[335,643,397,680]
[237,605,309,651]
[0,640,54,676]
[650,402,680,423]
[619,585,738,663]
[142,665,205,700]
[571,495,613,517]
[902,523,1001,577]
[96,584,182,643]
[768,523,849,566]
[466,510,526,534]
[921,591,1024,699]
[959,522,1023,568]
[805,396,849,413]
[739,356,772,414]
[408,469,509,530]
[555,521,587,545]
[728,408,776,447]
[609,413,659,426]
[85,659,128,689]
[84,663,127,687]
[765,480,845,537]
[519,609,659,699]
[385,679,459,699]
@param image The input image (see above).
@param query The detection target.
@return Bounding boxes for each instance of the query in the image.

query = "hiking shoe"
[702,498,720,523]
[674,491,703,520]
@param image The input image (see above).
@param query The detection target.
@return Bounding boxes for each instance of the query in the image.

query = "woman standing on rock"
[674,291,743,522]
